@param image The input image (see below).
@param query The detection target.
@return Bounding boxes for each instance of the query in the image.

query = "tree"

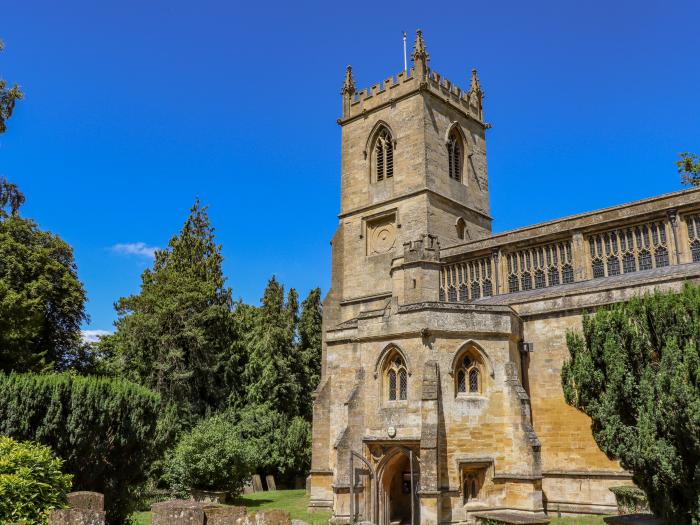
[678,153,700,187]
[242,277,301,414]
[297,288,322,421]
[0,177,26,217]
[561,285,700,524]
[0,210,88,373]
[223,302,258,411]
[0,40,23,135]
[105,200,234,423]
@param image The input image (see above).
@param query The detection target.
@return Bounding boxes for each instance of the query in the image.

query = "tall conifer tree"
[107,200,234,422]
[297,288,322,420]
[243,277,300,414]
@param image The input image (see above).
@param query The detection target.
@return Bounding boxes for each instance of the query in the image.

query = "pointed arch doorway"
[377,446,420,525]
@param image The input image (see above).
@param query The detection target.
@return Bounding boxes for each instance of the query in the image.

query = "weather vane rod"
[403,31,407,72]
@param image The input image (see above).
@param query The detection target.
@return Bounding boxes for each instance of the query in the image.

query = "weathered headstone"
[305,475,311,495]
[49,509,105,525]
[67,492,104,511]
[265,475,276,491]
[205,506,247,525]
[251,510,291,525]
[151,500,218,525]
[243,479,255,494]
[251,474,263,492]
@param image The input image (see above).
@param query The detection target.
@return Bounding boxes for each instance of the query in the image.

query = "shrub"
[610,486,649,515]
[0,436,72,525]
[0,373,162,524]
[165,415,250,496]
[562,284,700,524]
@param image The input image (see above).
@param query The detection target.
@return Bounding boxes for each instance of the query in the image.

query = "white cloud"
[81,329,112,343]
[112,242,159,259]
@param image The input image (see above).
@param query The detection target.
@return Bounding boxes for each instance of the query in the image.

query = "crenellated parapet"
[339,29,485,125]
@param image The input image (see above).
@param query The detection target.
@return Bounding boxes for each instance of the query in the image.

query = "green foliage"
[678,152,700,187]
[229,404,311,484]
[0,177,26,217]
[561,284,700,524]
[105,199,234,422]
[0,40,23,135]
[243,278,301,415]
[609,486,649,514]
[0,436,72,525]
[0,213,88,373]
[0,373,162,524]
[164,415,250,496]
[297,288,322,421]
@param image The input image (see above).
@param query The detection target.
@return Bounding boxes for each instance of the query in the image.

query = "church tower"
[326,29,491,328]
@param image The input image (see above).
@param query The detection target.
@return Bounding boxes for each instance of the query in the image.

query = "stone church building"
[308,30,700,524]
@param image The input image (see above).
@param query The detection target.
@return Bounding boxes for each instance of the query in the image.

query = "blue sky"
[1,0,699,335]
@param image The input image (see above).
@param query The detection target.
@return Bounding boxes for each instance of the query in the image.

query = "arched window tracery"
[455,353,482,395]
[385,352,408,401]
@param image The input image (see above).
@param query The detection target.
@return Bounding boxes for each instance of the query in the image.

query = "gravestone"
[49,509,105,525]
[243,479,255,494]
[250,510,290,525]
[67,492,104,511]
[265,475,276,491]
[251,474,263,492]
[205,506,247,525]
[151,500,217,525]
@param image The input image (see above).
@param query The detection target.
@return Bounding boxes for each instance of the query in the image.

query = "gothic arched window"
[385,353,407,401]
[373,127,394,182]
[456,354,482,395]
[447,128,463,182]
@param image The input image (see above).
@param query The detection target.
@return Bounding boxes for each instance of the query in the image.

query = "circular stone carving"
[371,222,396,254]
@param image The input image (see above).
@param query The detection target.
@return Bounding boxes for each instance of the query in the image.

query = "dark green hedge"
[0,373,162,524]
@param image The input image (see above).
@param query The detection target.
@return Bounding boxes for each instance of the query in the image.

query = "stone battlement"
[340,30,485,124]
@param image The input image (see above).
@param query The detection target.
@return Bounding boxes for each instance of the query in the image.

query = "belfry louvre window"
[588,221,669,278]
[440,256,494,303]
[685,214,700,263]
[374,127,394,182]
[447,129,463,182]
[386,354,407,401]
[506,241,574,292]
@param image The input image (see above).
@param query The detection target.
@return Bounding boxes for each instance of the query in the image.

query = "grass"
[132,489,610,525]
[131,489,331,525]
